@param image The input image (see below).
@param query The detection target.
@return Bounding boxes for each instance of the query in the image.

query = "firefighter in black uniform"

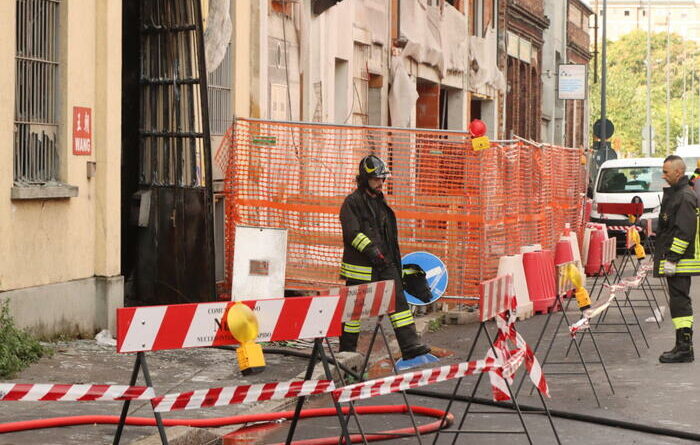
[656,155,698,363]
[338,155,431,360]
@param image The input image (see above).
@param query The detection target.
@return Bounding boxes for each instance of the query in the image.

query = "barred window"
[14,0,60,185]
[207,44,232,136]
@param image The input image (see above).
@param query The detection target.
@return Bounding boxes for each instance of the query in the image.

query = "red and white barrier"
[602,237,617,267]
[607,225,642,232]
[151,380,335,412]
[0,383,155,402]
[332,359,498,403]
[497,255,533,320]
[479,274,514,322]
[117,281,395,353]
[328,280,396,321]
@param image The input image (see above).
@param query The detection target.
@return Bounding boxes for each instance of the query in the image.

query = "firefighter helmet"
[358,155,391,179]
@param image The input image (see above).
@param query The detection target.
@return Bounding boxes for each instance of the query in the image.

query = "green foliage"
[590,30,700,156]
[0,300,49,378]
[427,317,443,333]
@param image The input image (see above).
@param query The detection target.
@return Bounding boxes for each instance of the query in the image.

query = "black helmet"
[358,155,391,179]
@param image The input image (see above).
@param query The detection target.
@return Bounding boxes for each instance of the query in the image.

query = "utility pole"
[645,0,653,156]
[666,13,671,155]
[601,0,609,161]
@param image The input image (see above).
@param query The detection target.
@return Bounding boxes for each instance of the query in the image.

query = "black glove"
[402,264,433,303]
[366,245,388,268]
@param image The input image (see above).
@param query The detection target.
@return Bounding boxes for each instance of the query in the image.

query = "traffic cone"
[585,229,605,276]
[554,239,574,265]
[523,250,557,313]
[498,254,533,319]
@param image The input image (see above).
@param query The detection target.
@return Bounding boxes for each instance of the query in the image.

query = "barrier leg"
[622,288,650,348]
[324,337,369,445]
[514,300,556,398]
[113,352,168,445]
[377,322,424,444]
[431,322,484,445]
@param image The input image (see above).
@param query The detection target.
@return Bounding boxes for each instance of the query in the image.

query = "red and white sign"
[117,281,395,353]
[151,379,334,412]
[0,383,154,402]
[72,106,92,155]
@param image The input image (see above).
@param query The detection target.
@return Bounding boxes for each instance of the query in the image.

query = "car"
[590,157,663,242]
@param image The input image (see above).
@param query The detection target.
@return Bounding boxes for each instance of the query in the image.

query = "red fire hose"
[0,404,453,444]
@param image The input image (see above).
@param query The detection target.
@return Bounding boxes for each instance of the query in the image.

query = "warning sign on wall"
[72,107,92,155]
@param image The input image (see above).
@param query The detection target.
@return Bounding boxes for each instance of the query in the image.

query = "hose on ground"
[0,404,453,445]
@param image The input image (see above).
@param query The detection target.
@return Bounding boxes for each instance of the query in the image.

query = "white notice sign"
[558,64,587,100]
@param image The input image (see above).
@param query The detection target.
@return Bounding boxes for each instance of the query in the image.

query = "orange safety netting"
[216,118,587,301]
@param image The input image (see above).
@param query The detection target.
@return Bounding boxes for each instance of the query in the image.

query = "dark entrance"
[122,0,216,306]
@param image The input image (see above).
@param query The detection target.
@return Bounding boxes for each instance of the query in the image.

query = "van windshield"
[597,166,664,193]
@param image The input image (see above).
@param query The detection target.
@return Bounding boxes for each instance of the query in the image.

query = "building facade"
[0,0,123,337]
[1,0,594,337]
[592,0,700,43]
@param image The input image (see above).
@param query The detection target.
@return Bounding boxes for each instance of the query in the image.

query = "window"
[207,44,231,135]
[14,0,60,185]
[624,10,630,16]
[597,167,664,193]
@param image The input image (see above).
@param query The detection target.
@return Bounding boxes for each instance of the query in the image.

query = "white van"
[675,145,700,175]
[590,157,664,230]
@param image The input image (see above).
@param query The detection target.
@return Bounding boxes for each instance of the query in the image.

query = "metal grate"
[207,44,231,136]
[14,0,60,184]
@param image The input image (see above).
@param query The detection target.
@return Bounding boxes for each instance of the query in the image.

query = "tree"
[590,30,700,156]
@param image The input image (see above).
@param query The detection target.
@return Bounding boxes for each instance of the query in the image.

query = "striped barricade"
[113,280,396,445]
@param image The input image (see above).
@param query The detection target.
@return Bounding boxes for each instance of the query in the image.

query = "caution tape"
[569,262,652,337]
[0,383,155,402]
[151,380,335,412]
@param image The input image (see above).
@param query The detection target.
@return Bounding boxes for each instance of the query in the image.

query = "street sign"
[401,251,448,306]
[593,119,615,139]
[558,64,587,100]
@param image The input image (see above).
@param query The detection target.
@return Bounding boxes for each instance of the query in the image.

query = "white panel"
[232,226,288,301]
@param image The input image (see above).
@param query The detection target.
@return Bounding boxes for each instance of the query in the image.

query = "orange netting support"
[216,118,587,301]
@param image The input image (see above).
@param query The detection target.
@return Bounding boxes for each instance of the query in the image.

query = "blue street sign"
[401,251,448,306]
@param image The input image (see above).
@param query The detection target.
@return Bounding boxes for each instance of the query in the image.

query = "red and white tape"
[151,380,334,412]
[569,265,651,336]
[606,225,642,232]
[479,274,514,322]
[117,281,394,353]
[332,359,498,403]
[0,383,155,402]
[488,305,549,400]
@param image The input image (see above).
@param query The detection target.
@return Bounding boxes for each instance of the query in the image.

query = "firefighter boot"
[339,322,360,353]
[659,328,694,363]
[394,324,431,360]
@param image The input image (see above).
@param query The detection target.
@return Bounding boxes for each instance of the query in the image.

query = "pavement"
[1,273,699,444]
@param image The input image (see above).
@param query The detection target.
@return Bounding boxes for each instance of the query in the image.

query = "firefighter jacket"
[339,188,401,282]
[655,175,700,276]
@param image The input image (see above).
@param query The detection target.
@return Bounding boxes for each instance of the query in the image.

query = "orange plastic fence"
[215,118,587,301]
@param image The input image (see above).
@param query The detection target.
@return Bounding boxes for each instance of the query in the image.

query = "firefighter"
[338,155,431,360]
[656,155,698,363]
